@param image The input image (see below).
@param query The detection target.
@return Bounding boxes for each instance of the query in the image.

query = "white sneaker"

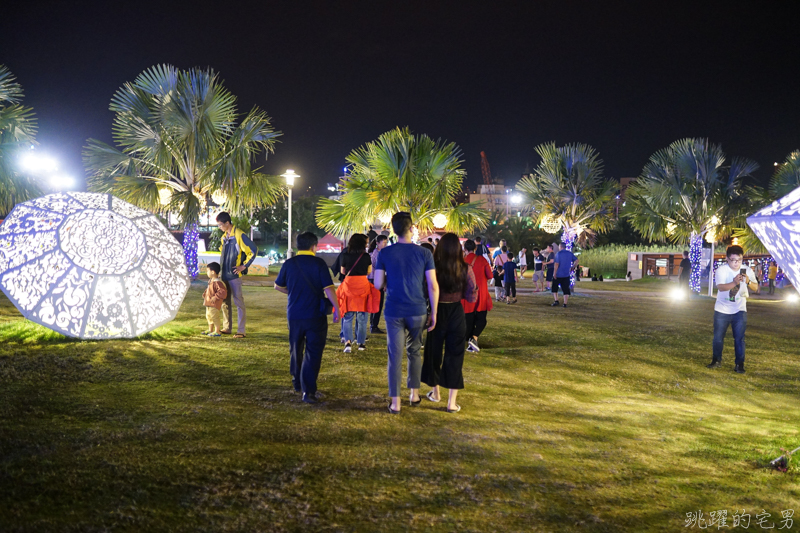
[468,339,480,353]
[344,343,352,353]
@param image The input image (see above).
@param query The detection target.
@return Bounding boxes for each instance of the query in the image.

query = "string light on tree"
[182,223,200,278]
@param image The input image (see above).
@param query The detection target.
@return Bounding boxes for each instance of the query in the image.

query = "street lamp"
[281,169,298,258]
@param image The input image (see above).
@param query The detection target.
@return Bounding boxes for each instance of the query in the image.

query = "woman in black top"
[337,234,374,352]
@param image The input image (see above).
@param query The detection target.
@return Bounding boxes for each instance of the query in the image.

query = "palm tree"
[624,138,758,293]
[0,65,40,215]
[516,142,617,250]
[315,127,489,238]
[84,65,285,277]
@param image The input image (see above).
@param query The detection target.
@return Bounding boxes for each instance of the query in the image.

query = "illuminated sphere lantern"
[747,185,800,295]
[432,213,448,229]
[0,192,190,339]
[539,214,562,233]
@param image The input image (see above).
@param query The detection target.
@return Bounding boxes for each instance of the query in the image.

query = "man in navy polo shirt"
[274,232,340,404]
[374,212,439,414]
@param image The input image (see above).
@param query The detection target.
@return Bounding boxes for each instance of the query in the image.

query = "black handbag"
[297,262,334,316]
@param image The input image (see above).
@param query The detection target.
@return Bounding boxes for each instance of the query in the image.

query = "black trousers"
[421,302,466,390]
[288,317,328,395]
[370,286,385,329]
[505,280,516,297]
[465,310,487,340]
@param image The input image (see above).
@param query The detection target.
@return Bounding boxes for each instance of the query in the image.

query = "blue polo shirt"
[375,243,435,318]
[555,250,577,278]
[274,252,335,321]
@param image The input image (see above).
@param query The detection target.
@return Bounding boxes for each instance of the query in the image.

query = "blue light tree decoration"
[746,185,800,296]
[0,192,191,339]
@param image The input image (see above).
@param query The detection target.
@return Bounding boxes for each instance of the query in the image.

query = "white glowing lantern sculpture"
[0,192,191,339]
[432,213,448,229]
[539,214,562,233]
[747,185,800,294]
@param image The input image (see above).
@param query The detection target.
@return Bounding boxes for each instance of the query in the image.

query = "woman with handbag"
[461,239,493,353]
[421,233,477,413]
[338,234,380,353]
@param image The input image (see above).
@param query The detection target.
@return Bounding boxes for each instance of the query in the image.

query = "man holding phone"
[707,245,758,374]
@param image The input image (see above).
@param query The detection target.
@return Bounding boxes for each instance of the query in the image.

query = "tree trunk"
[689,232,703,294]
[183,223,200,279]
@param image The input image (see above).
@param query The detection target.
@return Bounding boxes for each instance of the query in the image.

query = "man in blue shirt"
[274,232,340,404]
[551,242,577,308]
[374,212,439,414]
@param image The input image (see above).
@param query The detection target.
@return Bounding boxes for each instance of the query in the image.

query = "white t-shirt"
[518,251,527,266]
[714,263,756,314]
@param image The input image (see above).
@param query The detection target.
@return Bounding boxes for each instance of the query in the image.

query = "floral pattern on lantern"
[0,192,191,339]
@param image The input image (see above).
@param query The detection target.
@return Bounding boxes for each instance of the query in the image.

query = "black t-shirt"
[342,252,372,276]
[534,253,544,271]
[475,243,489,257]
[546,252,555,274]
[679,258,691,279]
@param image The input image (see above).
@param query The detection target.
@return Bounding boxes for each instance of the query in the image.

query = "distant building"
[469,181,507,211]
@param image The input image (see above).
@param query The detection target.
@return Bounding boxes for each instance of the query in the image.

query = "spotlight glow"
[787,293,799,304]
[20,153,58,173]
[671,287,687,301]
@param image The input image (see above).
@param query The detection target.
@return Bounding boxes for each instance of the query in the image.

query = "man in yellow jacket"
[216,212,257,338]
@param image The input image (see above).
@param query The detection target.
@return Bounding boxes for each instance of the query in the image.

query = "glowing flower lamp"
[432,213,448,229]
[0,192,191,339]
[746,185,800,296]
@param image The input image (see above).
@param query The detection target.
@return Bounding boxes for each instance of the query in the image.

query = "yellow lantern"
[211,190,227,205]
[378,211,392,225]
[158,188,172,206]
[705,215,720,243]
[540,214,561,233]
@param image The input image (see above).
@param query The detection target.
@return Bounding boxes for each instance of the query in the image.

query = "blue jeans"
[385,314,427,397]
[342,311,368,345]
[712,311,747,365]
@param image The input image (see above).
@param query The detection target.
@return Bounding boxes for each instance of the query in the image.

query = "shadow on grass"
[0,320,198,345]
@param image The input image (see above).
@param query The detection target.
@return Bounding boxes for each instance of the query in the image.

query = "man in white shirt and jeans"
[707,245,758,374]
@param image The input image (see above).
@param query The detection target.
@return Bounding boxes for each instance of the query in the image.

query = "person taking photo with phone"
[707,245,758,374]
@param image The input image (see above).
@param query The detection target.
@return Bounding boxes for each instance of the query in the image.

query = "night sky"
[2,1,798,194]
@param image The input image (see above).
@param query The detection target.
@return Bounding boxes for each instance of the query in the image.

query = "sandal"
[426,391,441,403]
[387,402,400,415]
[220,330,231,335]
[233,334,246,338]
[409,394,421,407]
[446,404,461,413]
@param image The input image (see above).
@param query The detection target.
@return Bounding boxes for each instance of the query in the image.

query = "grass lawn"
[1,283,799,532]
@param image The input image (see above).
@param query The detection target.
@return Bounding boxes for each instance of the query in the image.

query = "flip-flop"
[446,404,461,413]
[387,402,400,415]
[426,391,441,403]
[233,334,246,338]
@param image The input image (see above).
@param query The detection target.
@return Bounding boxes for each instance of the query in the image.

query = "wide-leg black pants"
[421,302,466,390]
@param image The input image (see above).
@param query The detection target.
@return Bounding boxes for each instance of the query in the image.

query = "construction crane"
[480,151,493,187]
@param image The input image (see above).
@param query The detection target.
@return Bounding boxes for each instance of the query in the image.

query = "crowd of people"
[266,211,579,412]
[203,210,762,414]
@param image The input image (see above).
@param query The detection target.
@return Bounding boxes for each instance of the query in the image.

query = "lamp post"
[506,189,511,217]
[282,169,298,258]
